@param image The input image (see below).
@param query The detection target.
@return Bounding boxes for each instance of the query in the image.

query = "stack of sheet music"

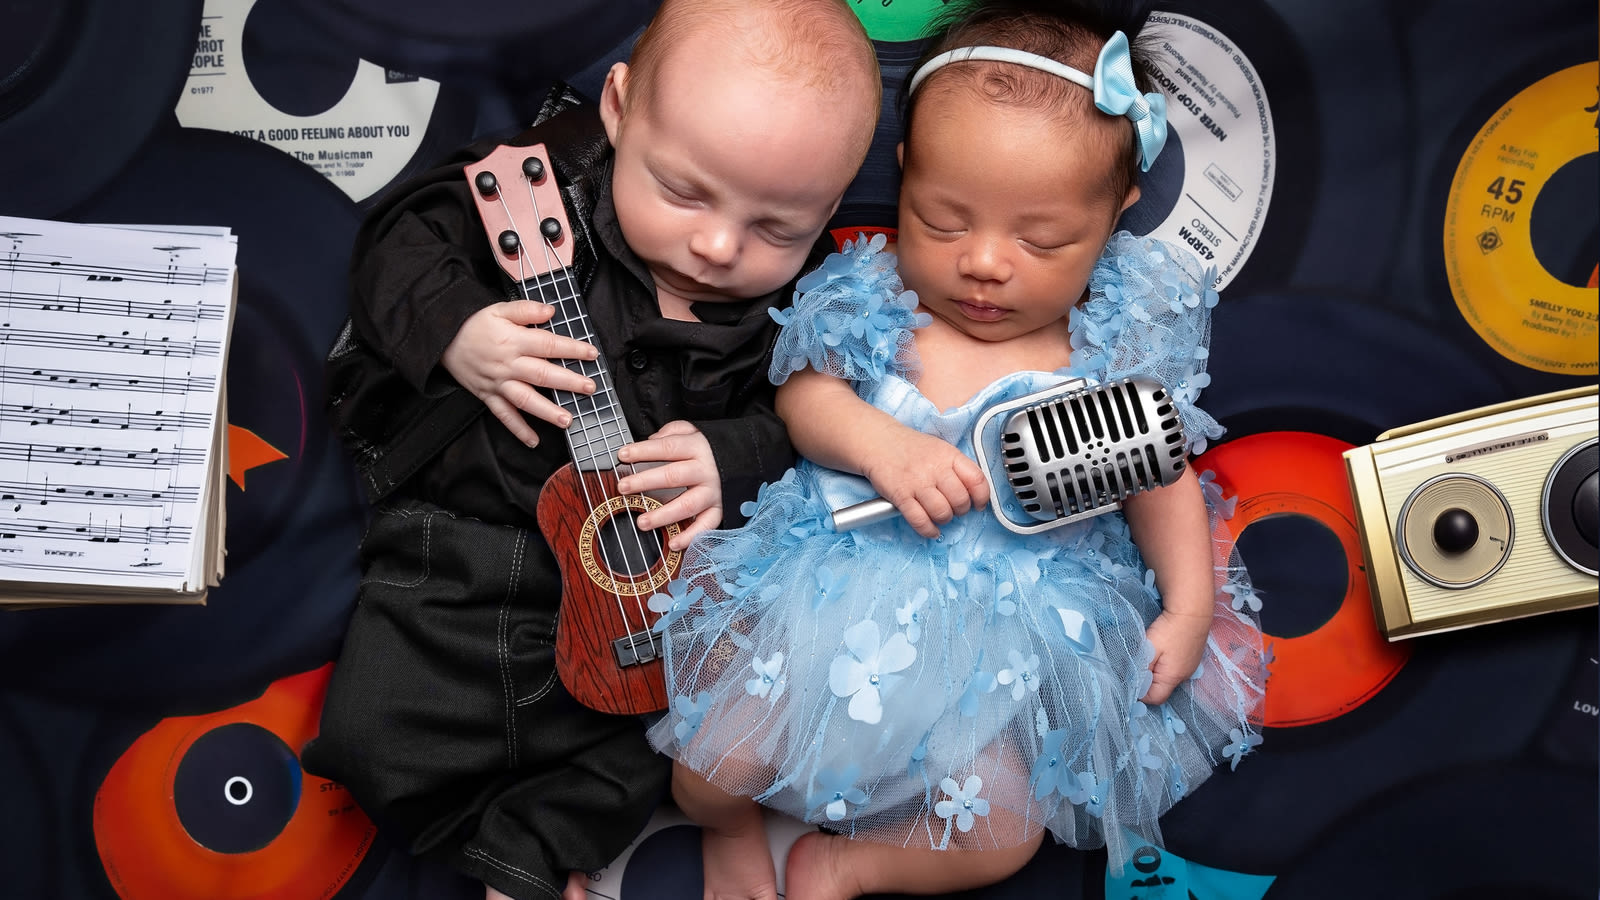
[0,215,236,607]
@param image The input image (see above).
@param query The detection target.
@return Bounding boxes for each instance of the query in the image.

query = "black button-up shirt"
[340,104,812,528]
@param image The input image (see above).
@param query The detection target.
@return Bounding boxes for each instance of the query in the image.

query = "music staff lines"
[0,255,230,286]
[1,477,195,509]
[0,363,210,395]
[0,514,192,547]
[1,287,225,322]
[0,326,220,358]
[3,403,209,432]
[0,441,205,470]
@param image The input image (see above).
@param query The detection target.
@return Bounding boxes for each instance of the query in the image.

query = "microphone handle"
[830,496,901,531]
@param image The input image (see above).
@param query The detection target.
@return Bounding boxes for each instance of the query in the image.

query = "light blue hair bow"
[1092,31,1167,172]
[907,29,1170,172]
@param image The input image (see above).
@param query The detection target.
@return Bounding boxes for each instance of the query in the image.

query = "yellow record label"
[1443,62,1598,376]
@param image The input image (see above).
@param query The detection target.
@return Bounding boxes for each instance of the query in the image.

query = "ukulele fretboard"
[523,268,632,471]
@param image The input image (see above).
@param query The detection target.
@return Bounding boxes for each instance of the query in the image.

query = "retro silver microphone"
[830,376,1189,534]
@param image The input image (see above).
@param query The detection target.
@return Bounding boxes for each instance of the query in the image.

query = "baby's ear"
[599,62,630,141]
[1121,182,1142,213]
[896,142,905,170]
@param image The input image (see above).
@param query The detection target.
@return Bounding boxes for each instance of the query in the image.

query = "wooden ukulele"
[466,143,680,716]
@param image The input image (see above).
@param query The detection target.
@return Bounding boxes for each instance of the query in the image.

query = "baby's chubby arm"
[440,300,601,447]
[1123,467,1214,705]
[775,368,988,539]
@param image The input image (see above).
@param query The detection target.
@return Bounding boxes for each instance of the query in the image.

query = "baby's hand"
[1142,609,1214,705]
[616,421,721,551]
[860,427,988,539]
[440,300,598,447]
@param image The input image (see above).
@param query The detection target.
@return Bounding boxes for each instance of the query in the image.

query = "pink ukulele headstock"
[464,142,575,284]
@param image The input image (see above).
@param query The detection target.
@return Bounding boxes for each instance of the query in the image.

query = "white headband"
[905,34,1170,171]
[907,45,1093,95]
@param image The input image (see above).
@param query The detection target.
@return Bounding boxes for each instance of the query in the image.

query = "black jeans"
[302,498,669,900]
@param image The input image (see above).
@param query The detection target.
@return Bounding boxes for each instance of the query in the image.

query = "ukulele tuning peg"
[474,171,498,199]
[498,230,521,256]
[540,218,563,241]
[523,157,546,181]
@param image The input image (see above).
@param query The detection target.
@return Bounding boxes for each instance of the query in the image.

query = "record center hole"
[224,775,253,806]
[241,1,360,117]
[1235,513,1348,639]
[1529,152,1598,288]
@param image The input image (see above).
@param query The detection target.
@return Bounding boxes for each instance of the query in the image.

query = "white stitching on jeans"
[461,845,561,899]
[362,507,440,587]
[500,530,526,768]
[515,605,559,706]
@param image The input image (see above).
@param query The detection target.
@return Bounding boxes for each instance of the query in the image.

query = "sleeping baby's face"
[598,12,875,317]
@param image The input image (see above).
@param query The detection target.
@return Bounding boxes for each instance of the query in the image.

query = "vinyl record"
[1261,763,1597,899]
[174,0,479,206]
[0,0,203,218]
[1119,0,1321,298]
[1397,0,1593,392]
[92,666,380,900]
[285,0,659,79]
[0,122,368,707]
[1439,62,1597,378]
[278,0,658,136]
[1198,431,1411,728]
[850,0,946,43]
[1119,10,1280,292]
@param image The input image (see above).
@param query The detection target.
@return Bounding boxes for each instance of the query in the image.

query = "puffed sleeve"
[1069,232,1226,454]
[767,233,931,388]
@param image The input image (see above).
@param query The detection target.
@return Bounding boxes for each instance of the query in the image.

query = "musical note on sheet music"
[0,216,236,592]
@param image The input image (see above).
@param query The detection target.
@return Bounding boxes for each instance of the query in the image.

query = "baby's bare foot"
[782,831,858,900]
[701,820,779,900]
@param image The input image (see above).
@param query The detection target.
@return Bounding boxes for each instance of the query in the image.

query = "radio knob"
[1432,507,1479,554]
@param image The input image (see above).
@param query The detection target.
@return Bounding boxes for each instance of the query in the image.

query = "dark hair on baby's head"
[904,0,1160,204]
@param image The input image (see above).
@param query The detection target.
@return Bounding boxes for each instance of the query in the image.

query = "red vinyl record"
[93,665,377,899]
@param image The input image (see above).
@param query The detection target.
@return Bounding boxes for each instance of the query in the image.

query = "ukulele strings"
[543,251,667,663]
[508,169,666,663]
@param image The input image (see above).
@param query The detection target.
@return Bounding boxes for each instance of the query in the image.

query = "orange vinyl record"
[1196,431,1411,727]
[93,665,376,900]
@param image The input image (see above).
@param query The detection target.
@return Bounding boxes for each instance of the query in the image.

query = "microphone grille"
[998,377,1188,524]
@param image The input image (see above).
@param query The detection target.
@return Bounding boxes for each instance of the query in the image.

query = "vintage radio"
[1344,385,1597,640]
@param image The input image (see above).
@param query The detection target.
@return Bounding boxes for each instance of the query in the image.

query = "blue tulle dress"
[645,232,1268,872]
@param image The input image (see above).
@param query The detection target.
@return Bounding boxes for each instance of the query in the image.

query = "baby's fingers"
[892,494,941,540]
[501,380,574,431]
[509,356,594,397]
[483,395,542,447]
[665,507,722,551]
[956,457,990,509]
[1141,675,1178,706]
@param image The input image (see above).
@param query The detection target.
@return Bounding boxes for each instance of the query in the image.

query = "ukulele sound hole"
[596,512,662,577]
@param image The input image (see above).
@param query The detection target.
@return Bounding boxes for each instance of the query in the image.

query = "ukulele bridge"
[612,630,663,668]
